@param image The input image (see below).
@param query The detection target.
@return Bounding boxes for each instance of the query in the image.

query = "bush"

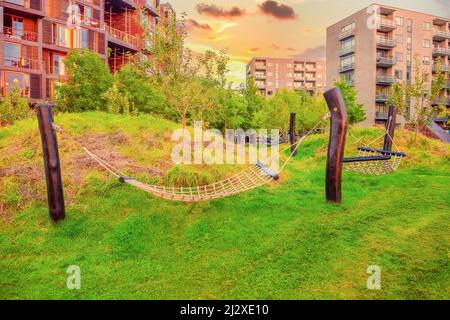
[334,78,367,124]
[103,81,133,115]
[0,83,31,124]
[56,49,113,112]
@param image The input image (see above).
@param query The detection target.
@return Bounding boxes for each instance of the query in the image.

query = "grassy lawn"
[0,112,449,300]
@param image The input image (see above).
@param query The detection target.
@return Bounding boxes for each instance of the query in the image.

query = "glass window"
[4,72,30,97]
[423,39,430,48]
[395,34,403,44]
[341,22,355,33]
[395,70,403,79]
[423,22,431,31]
[395,52,403,61]
[395,17,404,26]
[81,29,88,48]
[422,56,430,65]
[4,43,21,66]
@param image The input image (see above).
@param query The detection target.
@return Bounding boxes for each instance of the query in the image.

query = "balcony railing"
[376,75,394,84]
[376,112,389,120]
[107,25,142,49]
[3,56,42,71]
[377,57,396,67]
[376,94,389,102]
[432,64,450,72]
[433,47,450,56]
[339,46,355,56]
[338,28,355,40]
[376,36,396,48]
[1,27,38,42]
[433,29,450,40]
[255,64,266,69]
[1,0,42,11]
[339,63,355,73]
[305,77,316,82]
[377,18,397,30]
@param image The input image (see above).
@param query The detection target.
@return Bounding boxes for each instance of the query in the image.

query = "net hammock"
[53,113,330,203]
[343,116,405,176]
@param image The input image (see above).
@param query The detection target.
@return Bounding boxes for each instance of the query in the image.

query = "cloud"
[196,3,247,19]
[242,47,260,54]
[292,45,326,59]
[186,19,212,31]
[285,47,296,51]
[270,44,281,50]
[258,1,298,20]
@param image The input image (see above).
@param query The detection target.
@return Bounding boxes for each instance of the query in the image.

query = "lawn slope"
[0,112,449,300]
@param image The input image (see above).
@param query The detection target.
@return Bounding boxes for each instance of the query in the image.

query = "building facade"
[327,4,450,126]
[246,57,326,97]
[0,0,161,103]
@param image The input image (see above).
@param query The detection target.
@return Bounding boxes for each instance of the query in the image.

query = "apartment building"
[327,4,450,126]
[0,0,161,103]
[246,57,326,97]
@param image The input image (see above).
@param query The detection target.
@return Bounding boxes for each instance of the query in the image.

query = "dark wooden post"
[289,112,297,156]
[324,88,348,204]
[36,103,65,222]
[383,105,397,152]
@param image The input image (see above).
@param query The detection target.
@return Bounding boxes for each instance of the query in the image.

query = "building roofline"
[327,2,450,30]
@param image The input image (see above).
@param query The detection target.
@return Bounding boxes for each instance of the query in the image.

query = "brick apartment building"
[327,3,450,126]
[246,57,326,97]
[0,0,163,103]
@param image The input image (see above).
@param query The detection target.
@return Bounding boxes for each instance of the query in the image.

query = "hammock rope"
[52,113,330,202]
[344,116,405,176]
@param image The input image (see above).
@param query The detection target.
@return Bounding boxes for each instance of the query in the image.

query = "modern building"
[246,57,326,97]
[327,3,450,126]
[0,0,161,103]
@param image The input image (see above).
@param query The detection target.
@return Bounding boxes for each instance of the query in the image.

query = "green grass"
[0,112,449,300]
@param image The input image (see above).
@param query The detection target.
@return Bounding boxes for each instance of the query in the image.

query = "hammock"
[57,113,331,203]
[343,116,405,176]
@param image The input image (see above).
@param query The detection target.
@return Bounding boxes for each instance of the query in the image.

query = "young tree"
[0,81,30,124]
[334,78,367,124]
[102,81,133,115]
[389,55,446,138]
[56,49,113,112]
[241,78,265,129]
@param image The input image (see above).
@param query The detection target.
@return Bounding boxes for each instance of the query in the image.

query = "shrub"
[103,81,133,115]
[334,78,367,124]
[0,82,31,124]
[56,49,113,112]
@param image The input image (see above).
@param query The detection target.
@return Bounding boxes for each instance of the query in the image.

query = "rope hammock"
[54,113,330,203]
[343,116,405,176]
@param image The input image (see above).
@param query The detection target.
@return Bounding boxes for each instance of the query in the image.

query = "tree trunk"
[182,114,187,129]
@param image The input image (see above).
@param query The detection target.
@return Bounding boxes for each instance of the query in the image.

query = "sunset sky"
[168,0,449,85]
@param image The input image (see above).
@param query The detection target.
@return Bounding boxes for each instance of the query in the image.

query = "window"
[50,53,66,75]
[395,17,404,26]
[395,52,403,61]
[81,29,88,48]
[2,72,30,97]
[52,24,72,48]
[341,55,355,67]
[341,37,355,49]
[341,22,355,33]
[423,22,431,31]
[423,39,431,48]
[395,34,404,44]
[395,70,403,79]
[3,43,22,67]
[422,56,430,65]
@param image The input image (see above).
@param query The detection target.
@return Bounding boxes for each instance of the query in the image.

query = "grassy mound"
[0,112,449,299]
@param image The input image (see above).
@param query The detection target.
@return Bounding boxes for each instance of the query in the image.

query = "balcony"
[255,64,266,70]
[305,77,316,82]
[375,94,389,103]
[433,29,450,41]
[376,75,394,85]
[3,55,42,71]
[433,47,450,56]
[0,0,44,16]
[254,73,266,80]
[339,46,355,57]
[377,57,396,67]
[256,82,265,89]
[432,98,450,106]
[1,27,38,42]
[433,64,450,72]
[338,28,355,40]
[377,17,397,32]
[376,112,389,120]
[107,25,142,51]
[339,63,355,73]
[376,36,396,48]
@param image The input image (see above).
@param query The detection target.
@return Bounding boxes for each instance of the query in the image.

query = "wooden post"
[383,105,397,152]
[36,103,65,222]
[324,88,348,204]
[289,112,297,156]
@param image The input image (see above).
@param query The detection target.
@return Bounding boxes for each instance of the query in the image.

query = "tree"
[389,55,446,138]
[253,89,291,135]
[56,49,113,112]
[241,78,265,129]
[0,81,30,124]
[334,78,367,124]
[102,81,133,115]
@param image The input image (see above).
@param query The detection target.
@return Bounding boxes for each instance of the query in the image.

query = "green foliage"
[115,64,166,115]
[56,49,113,112]
[241,78,266,129]
[0,83,30,123]
[334,78,367,124]
[103,81,133,115]
[163,165,221,188]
